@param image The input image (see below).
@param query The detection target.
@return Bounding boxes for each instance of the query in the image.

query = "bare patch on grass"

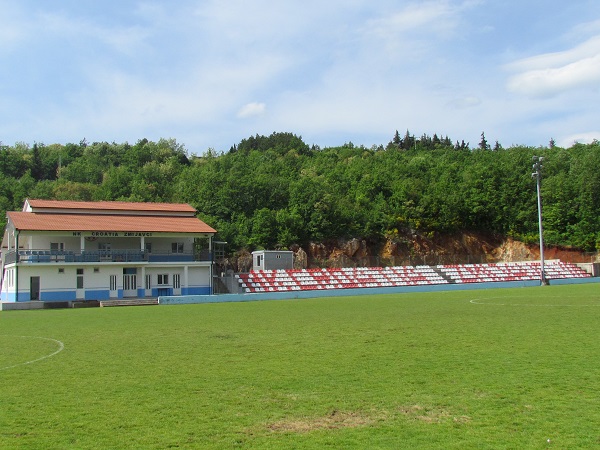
[267,410,376,433]
[399,404,471,424]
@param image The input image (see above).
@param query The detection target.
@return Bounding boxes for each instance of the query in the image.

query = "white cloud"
[2,1,600,152]
[506,35,600,98]
[366,2,454,33]
[446,96,482,109]
[360,0,478,60]
[565,19,600,41]
[558,131,600,148]
[237,102,267,119]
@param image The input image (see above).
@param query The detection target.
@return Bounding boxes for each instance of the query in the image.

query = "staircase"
[99,298,159,307]
[431,266,456,284]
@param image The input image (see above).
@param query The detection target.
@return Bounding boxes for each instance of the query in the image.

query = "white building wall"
[24,235,198,253]
[148,237,195,254]
[15,265,124,301]
[29,235,81,250]
[187,266,210,286]
[1,262,213,302]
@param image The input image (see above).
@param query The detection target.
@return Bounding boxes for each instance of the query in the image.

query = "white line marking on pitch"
[0,335,65,371]
[470,298,600,307]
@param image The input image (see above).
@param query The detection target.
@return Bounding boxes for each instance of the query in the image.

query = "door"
[173,273,181,296]
[76,268,85,300]
[30,276,40,301]
[123,268,138,297]
[109,275,118,299]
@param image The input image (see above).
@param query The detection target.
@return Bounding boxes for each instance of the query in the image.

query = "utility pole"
[532,156,547,285]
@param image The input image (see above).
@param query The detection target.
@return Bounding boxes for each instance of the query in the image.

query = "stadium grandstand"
[235,261,592,293]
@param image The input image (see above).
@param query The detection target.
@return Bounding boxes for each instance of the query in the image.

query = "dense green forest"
[1,132,599,252]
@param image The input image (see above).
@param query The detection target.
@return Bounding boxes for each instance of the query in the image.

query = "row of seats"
[237,266,446,293]
[437,261,590,284]
[236,261,591,293]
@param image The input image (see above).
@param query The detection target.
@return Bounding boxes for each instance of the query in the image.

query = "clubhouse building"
[0,199,216,303]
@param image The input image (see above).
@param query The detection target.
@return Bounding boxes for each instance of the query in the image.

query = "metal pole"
[532,157,546,285]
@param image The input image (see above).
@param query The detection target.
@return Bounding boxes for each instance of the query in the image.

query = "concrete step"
[99,298,159,307]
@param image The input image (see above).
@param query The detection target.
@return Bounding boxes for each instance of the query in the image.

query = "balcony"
[5,249,212,265]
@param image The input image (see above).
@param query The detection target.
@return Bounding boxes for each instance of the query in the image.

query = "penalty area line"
[0,335,65,371]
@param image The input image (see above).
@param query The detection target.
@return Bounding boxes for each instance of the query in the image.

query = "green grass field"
[1,284,600,449]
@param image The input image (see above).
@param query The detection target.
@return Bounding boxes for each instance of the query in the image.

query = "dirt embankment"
[227,233,597,272]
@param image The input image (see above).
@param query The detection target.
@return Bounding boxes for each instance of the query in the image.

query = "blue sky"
[1,1,599,153]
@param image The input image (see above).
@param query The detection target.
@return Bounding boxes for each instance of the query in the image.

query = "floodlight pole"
[532,156,547,285]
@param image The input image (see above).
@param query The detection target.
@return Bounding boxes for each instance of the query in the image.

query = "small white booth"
[252,250,294,271]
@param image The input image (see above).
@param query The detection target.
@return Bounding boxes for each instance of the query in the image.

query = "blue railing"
[6,249,212,264]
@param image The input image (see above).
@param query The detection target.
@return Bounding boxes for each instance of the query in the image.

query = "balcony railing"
[4,249,212,264]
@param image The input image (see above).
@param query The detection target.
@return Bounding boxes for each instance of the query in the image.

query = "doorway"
[76,268,85,299]
[123,268,137,297]
[30,276,40,301]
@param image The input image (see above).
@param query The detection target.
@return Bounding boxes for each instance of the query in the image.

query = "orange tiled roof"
[26,199,197,213]
[8,212,216,234]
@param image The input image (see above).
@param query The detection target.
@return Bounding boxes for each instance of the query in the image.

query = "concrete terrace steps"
[99,298,159,307]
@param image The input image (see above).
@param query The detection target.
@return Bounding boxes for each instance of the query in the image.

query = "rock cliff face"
[224,233,596,272]
[293,233,596,269]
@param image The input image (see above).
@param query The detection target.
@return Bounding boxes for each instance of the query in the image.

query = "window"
[58,268,65,274]
[50,242,65,251]
[145,242,152,253]
[173,274,181,289]
[157,274,169,285]
[145,274,151,290]
[76,268,84,289]
[110,275,117,291]
[171,242,184,253]
[94,267,100,273]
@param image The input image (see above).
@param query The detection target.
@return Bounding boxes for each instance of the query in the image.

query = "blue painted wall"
[42,291,76,301]
[85,290,111,301]
[182,286,211,295]
[546,277,600,286]
[159,279,564,305]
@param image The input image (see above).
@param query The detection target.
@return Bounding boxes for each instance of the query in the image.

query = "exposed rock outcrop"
[293,246,308,269]
[299,233,594,268]
[228,232,596,272]
[236,250,253,273]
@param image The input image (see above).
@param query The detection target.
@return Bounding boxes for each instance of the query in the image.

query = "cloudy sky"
[1,1,599,153]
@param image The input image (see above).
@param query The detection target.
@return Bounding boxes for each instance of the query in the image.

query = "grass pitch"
[1,284,600,449]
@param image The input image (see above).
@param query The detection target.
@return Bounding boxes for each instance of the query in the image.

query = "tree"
[31,143,43,180]
[249,208,278,249]
[479,132,489,150]
[402,130,414,150]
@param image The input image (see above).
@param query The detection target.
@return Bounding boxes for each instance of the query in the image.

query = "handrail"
[5,249,212,264]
